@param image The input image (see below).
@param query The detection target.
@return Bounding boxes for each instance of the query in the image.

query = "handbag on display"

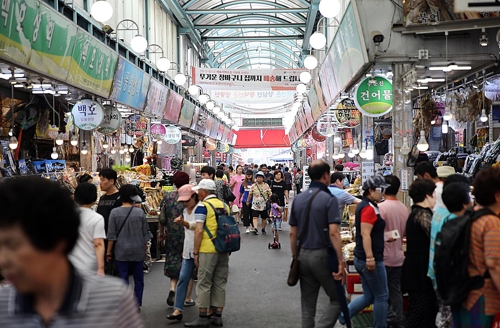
[287,190,321,286]
[105,207,134,276]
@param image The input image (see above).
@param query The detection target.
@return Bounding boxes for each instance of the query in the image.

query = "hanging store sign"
[190,106,201,131]
[210,120,220,139]
[216,123,225,140]
[361,161,375,182]
[110,57,151,110]
[177,101,195,128]
[335,99,361,127]
[124,114,147,137]
[164,125,182,144]
[212,90,295,104]
[182,135,196,147]
[71,99,104,130]
[164,91,183,123]
[97,105,121,135]
[192,67,306,91]
[319,2,369,109]
[67,29,118,98]
[150,123,167,138]
[206,139,217,151]
[144,79,169,118]
[354,76,393,117]
[405,0,500,26]
[311,126,326,142]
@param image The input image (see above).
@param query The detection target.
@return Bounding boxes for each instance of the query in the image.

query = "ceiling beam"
[196,23,306,30]
[204,35,304,41]
[186,8,308,14]
[157,0,202,48]
[302,0,321,51]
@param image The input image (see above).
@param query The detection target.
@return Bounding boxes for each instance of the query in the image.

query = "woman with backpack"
[402,179,438,328]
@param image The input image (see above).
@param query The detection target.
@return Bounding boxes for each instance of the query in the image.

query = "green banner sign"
[67,29,118,98]
[28,1,77,78]
[354,76,393,117]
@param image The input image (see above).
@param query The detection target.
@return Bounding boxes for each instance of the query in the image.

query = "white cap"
[193,179,216,191]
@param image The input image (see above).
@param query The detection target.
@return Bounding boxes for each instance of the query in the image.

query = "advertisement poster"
[190,106,201,131]
[319,2,369,109]
[67,29,118,98]
[144,79,169,118]
[110,57,151,110]
[216,123,225,140]
[177,101,195,128]
[164,90,184,123]
[192,67,306,91]
[405,0,500,26]
[210,120,220,139]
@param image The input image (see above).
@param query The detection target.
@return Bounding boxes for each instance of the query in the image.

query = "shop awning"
[234,129,290,149]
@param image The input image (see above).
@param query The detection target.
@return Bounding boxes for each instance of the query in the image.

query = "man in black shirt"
[260,164,273,184]
[96,169,122,234]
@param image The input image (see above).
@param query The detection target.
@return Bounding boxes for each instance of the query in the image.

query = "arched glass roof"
[180,0,319,69]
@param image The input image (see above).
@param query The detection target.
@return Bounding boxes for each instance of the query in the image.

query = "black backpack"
[434,207,493,306]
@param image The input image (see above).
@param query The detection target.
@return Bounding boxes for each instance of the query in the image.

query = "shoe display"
[210,317,223,327]
[184,317,210,327]
[184,300,195,307]
[167,290,175,306]
[167,313,183,321]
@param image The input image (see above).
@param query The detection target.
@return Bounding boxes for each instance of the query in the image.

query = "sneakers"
[210,317,223,327]
[245,228,250,234]
[166,290,175,306]
[261,229,267,235]
[184,317,210,327]
[253,229,259,235]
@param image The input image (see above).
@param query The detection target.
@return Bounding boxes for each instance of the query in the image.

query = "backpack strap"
[202,200,229,240]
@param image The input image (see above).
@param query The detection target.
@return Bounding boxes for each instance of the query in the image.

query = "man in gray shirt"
[329,172,361,219]
[0,177,143,328]
[289,160,345,328]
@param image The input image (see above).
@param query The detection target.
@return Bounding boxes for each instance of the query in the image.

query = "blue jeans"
[115,260,145,307]
[174,258,195,312]
[342,258,388,328]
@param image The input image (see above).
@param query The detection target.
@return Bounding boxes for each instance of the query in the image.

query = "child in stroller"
[268,194,282,249]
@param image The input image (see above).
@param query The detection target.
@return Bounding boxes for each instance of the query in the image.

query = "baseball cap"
[245,170,253,176]
[193,179,216,191]
[437,166,455,178]
[256,171,265,178]
[130,195,143,203]
[362,174,391,190]
[177,184,195,202]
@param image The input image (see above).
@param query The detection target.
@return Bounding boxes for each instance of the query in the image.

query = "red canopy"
[234,129,290,149]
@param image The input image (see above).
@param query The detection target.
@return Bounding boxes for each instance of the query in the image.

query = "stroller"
[267,215,281,249]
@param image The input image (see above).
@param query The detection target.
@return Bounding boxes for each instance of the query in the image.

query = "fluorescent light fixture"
[417,77,445,83]
[412,85,428,90]
[32,83,52,88]
[429,63,472,72]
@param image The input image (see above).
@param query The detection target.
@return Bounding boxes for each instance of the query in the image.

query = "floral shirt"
[249,182,272,211]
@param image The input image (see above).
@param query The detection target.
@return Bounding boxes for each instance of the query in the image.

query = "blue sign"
[110,57,151,111]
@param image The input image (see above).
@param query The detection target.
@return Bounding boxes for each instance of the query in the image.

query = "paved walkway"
[140,219,346,328]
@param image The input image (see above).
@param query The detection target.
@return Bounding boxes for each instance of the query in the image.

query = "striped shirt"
[465,214,500,315]
[0,268,144,327]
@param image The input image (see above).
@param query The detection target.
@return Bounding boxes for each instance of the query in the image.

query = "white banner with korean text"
[191,67,306,91]
[211,90,295,104]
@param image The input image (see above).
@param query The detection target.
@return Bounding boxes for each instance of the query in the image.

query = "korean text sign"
[144,79,169,118]
[71,99,104,130]
[354,76,393,117]
[192,67,306,91]
[110,57,151,110]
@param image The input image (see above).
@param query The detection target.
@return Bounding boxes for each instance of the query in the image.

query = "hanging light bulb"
[81,142,88,155]
[174,73,187,85]
[332,148,339,160]
[55,133,64,146]
[199,93,210,104]
[102,140,109,149]
[359,145,368,159]
[304,55,318,70]
[111,147,117,154]
[129,145,135,153]
[319,0,341,18]
[366,145,374,160]
[90,0,113,23]
[300,71,312,84]
[206,101,216,110]
[309,32,327,49]
[348,147,355,158]
[213,105,221,114]
[352,141,360,154]
[130,35,148,53]
[51,147,58,159]
[296,83,307,93]
[442,120,449,134]
[417,130,429,151]
[480,109,488,122]
[8,136,18,150]
[325,125,335,137]
[156,57,171,72]
[443,107,452,121]
[119,146,125,154]
[400,137,411,155]
[70,134,78,146]
[338,151,345,159]
[430,118,436,125]
[333,133,341,143]
[125,152,131,163]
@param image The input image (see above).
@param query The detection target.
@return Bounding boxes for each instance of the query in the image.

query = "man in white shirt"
[415,162,454,211]
[70,182,106,275]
